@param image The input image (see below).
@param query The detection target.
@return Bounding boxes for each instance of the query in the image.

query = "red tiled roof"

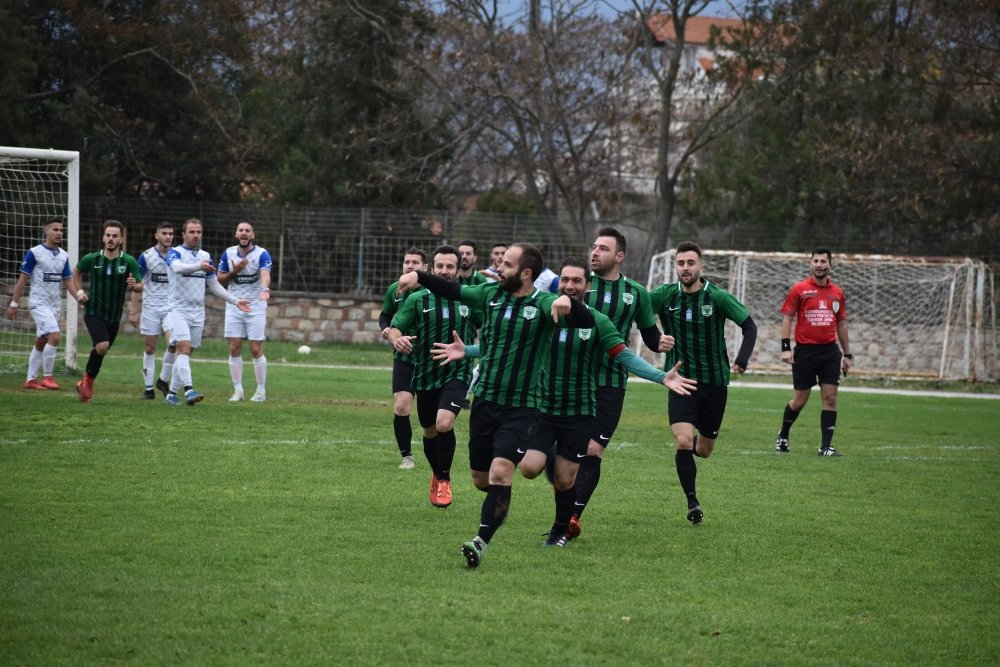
[646,14,744,45]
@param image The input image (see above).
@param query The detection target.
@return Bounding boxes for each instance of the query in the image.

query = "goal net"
[642,249,997,382]
[0,147,80,373]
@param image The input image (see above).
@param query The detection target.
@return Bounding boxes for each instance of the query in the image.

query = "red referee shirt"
[780,275,846,345]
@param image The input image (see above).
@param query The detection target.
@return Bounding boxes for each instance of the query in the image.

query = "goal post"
[641,249,997,382]
[0,146,81,373]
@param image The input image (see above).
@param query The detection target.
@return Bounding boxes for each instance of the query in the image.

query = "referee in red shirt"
[775,248,853,456]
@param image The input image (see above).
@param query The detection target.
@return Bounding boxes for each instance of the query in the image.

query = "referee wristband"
[781,338,791,352]
[843,353,853,359]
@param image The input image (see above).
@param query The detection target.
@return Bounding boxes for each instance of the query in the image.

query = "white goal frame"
[0,146,81,371]
[642,249,997,382]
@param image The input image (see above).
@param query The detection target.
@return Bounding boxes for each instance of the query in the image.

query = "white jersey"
[218,244,272,313]
[533,267,559,293]
[19,244,71,310]
[166,245,215,321]
[138,246,172,310]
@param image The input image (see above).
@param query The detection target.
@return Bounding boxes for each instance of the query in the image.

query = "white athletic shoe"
[229,388,244,402]
[399,455,415,470]
[250,390,266,402]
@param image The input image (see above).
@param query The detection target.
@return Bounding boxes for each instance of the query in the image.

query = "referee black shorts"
[668,384,728,440]
[792,342,842,389]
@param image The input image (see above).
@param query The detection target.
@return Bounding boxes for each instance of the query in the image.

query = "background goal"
[0,146,80,373]
[641,249,997,382]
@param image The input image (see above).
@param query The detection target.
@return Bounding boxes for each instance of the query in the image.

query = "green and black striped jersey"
[391,290,483,390]
[650,279,750,386]
[458,282,563,409]
[457,271,488,287]
[76,251,142,322]
[382,281,425,363]
[542,308,625,417]
[585,273,657,389]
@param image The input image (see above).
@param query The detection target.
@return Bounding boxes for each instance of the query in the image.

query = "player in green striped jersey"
[396,243,595,568]
[379,248,427,470]
[440,258,698,546]
[387,245,483,509]
[650,241,758,525]
[456,240,489,287]
[70,220,144,402]
[568,227,672,541]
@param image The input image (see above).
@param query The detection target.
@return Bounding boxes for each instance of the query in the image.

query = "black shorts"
[84,315,120,348]
[589,386,627,448]
[668,384,729,439]
[467,398,540,472]
[536,413,592,462]
[392,358,415,394]
[792,343,842,389]
[416,379,469,428]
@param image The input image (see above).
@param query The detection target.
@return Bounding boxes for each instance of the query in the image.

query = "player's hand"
[128,310,139,328]
[551,294,572,322]
[126,274,136,289]
[5,305,15,320]
[431,330,466,366]
[381,327,390,340]
[392,335,417,354]
[662,361,697,396]
[236,299,251,313]
[78,292,89,304]
[780,350,793,364]
[659,334,675,353]
[396,272,419,295]
[200,260,215,272]
[234,257,249,272]
[731,363,746,374]
[260,287,270,301]
[842,356,853,377]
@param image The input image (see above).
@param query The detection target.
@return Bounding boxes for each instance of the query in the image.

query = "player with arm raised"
[5,218,77,390]
[387,245,483,508]
[379,247,427,469]
[162,218,250,406]
[397,243,595,568]
[216,221,272,402]
[651,241,758,525]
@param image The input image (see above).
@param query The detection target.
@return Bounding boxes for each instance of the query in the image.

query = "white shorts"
[30,304,61,338]
[224,307,266,341]
[164,311,204,348]
[140,306,170,336]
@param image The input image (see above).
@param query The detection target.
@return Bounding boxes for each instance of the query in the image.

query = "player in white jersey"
[162,218,250,406]
[133,222,176,399]
[5,219,81,390]
[217,221,272,402]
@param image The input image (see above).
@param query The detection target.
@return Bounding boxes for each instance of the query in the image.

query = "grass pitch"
[1,338,998,665]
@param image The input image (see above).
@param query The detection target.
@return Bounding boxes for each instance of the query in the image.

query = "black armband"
[781,338,791,352]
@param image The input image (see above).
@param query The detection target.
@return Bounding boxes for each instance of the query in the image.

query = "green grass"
[1,338,998,665]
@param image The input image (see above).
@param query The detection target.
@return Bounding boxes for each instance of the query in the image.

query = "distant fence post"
[357,208,367,293]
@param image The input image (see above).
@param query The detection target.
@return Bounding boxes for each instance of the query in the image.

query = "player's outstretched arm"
[663,361,697,396]
[431,330,466,366]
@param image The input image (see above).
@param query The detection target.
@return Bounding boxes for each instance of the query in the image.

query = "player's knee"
[471,471,489,491]
[586,440,605,458]
[95,342,110,356]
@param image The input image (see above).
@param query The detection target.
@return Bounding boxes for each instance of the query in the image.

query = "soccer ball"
[297,345,312,355]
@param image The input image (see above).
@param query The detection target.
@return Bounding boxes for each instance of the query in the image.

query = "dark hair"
[103,219,126,236]
[676,241,702,257]
[433,244,460,263]
[812,247,832,262]
[559,256,589,274]
[596,226,627,254]
[156,222,173,231]
[458,240,477,252]
[182,218,202,233]
[237,220,254,231]
[490,242,508,252]
[403,246,427,263]
[513,242,543,282]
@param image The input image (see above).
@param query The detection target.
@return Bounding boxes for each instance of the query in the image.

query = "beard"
[500,272,523,292]
[679,272,700,287]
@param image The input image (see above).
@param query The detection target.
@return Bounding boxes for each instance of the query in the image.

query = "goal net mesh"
[643,250,997,381]
[1,149,79,373]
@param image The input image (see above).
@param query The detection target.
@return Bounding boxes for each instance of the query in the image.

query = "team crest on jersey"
[504,305,513,319]
[578,328,592,341]
[701,304,714,317]
[559,329,568,342]
[603,292,612,304]
[442,306,450,318]
[623,293,634,305]
[117,265,127,275]
[819,300,827,310]
[458,305,469,317]
[832,301,840,313]
[522,306,538,320]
